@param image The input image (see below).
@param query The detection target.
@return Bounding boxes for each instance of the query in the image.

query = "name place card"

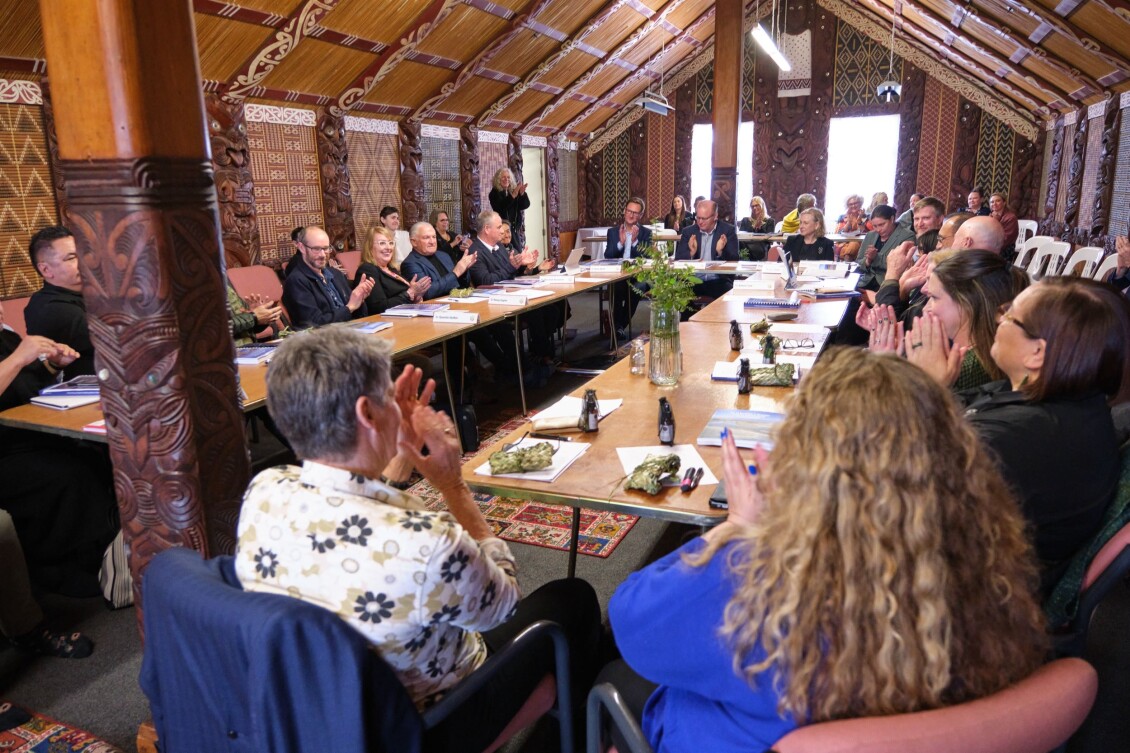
[488,294,528,306]
[433,310,480,324]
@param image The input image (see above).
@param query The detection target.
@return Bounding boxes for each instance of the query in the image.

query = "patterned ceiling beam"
[404,51,462,70]
[0,56,46,74]
[475,0,640,127]
[352,101,413,116]
[222,0,343,102]
[479,68,521,84]
[990,0,1128,88]
[236,85,332,106]
[329,0,462,117]
[521,0,692,133]
[817,0,1039,140]
[192,0,287,27]
[464,0,515,20]
[1054,0,1085,16]
[305,25,387,54]
[408,0,559,123]
[898,0,1080,105]
[524,20,567,41]
[853,0,1049,114]
[563,5,718,134]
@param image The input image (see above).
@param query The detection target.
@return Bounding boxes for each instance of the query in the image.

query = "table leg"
[608,282,618,352]
[513,313,528,415]
[567,507,580,579]
[441,341,463,453]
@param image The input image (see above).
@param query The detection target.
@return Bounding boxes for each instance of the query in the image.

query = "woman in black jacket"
[356,226,430,313]
[488,168,530,251]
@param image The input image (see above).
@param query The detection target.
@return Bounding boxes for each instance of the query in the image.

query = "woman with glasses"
[602,348,1048,753]
[910,277,1130,594]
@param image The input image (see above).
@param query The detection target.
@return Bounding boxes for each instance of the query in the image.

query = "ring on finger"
[911,342,923,349]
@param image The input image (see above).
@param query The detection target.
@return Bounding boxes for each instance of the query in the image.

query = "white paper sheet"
[536,395,623,422]
[615,444,719,486]
[474,438,590,482]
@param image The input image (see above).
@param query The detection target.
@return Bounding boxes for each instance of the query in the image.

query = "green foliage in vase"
[624,245,702,313]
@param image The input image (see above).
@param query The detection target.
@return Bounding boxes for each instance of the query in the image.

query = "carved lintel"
[949,98,982,213]
[894,64,926,211]
[459,125,481,234]
[39,78,69,225]
[205,94,260,266]
[316,108,356,251]
[711,167,737,223]
[398,120,425,226]
[63,157,250,606]
[1089,100,1120,240]
[545,139,560,262]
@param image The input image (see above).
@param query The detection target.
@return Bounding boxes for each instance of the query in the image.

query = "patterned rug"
[409,413,638,558]
[0,704,120,752]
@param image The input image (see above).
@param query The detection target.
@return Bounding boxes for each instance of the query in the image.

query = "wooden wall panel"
[316,109,355,252]
[246,120,323,268]
[1010,131,1044,222]
[1063,115,1089,240]
[1090,102,1121,242]
[206,95,260,267]
[894,63,926,211]
[546,138,559,262]
[345,129,400,239]
[0,102,59,298]
[674,78,694,209]
[628,118,647,209]
[398,121,425,227]
[459,125,480,234]
[949,98,982,213]
[646,111,676,223]
[584,150,604,226]
[1104,109,1129,241]
[1041,121,1065,234]
[916,77,958,205]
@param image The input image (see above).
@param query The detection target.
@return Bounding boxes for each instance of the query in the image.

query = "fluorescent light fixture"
[751,24,791,72]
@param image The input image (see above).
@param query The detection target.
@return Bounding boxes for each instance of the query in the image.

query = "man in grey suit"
[675,199,740,300]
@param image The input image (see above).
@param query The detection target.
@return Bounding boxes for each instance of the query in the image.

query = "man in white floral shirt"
[236,327,600,750]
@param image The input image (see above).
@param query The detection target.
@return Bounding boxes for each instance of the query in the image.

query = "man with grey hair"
[402,221,478,299]
[236,328,600,748]
[468,210,537,287]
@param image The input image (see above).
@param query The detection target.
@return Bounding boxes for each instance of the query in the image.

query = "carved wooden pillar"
[1063,110,1089,243]
[1090,101,1121,248]
[315,108,355,252]
[806,6,834,209]
[1010,131,1044,223]
[710,0,742,222]
[507,131,525,246]
[39,0,251,613]
[584,150,604,226]
[545,138,560,261]
[39,78,69,225]
[205,94,259,267]
[894,64,927,211]
[628,118,648,207]
[459,125,481,233]
[398,120,425,226]
[949,98,982,213]
[1040,119,1065,234]
[674,79,694,206]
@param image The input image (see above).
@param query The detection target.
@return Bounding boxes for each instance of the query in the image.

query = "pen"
[689,467,705,491]
[528,432,572,442]
[680,467,697,493]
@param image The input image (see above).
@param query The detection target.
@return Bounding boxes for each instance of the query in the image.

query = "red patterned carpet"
[409,414,638,558]
[0,704,120,752]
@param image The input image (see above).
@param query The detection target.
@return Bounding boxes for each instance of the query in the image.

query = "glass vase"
[648,306,682,386]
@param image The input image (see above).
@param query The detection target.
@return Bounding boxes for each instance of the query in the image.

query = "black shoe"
[615,327,628,341]
[10,623,94,659]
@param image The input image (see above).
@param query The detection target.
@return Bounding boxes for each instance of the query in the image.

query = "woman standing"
[781,208,835,262]
[488,168,530,252]
[356,226,430,313]
[604,347,1048,753]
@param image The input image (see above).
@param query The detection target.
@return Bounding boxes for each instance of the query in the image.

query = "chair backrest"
[1014,235,1052,270]
[1061,246,1105,278]
[1093,253,1120,283]
[140,547,423,753]
[773,659,1097,753]
[1,295,31,338]
[1016,219,1038,247]
[774,220,784,233]
[228,264,284,304]
[336,250,361,280]
[1026,240,1071,278]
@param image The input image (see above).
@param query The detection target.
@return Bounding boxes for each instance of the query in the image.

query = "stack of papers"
[31,376,101,410]
[696,409,786,449]
[475,437,589,482]
[382,303,449,317]
[235,345,277,365]
[349,320,393,334]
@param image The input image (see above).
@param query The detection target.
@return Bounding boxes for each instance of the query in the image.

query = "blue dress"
[609,537,798,753]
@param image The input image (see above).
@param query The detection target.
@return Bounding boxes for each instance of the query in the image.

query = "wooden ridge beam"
[329,0,462,116]
[475,0,639,127]
[563,5,717,134]
[408,0,560,122]
[222,0,345,101]
[521,0,693,133]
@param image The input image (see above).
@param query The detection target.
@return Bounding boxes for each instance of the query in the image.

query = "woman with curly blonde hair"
[605,347,1048,753]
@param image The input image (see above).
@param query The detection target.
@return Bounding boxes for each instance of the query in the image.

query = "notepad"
[696,409,785,449]
[29,393,100,410]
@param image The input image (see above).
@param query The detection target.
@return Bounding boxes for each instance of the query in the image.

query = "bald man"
[949,215,1005,255]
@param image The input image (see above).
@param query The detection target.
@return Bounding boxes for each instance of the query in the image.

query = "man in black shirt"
[24,226,96,377]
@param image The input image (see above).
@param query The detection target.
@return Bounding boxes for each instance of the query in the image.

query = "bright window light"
[690,122,754,218]
[736,121,754,219]
[691,123,712,207]
[824,115,900,218]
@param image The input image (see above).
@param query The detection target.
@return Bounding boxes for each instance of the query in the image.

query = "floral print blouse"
[235,462,520,705]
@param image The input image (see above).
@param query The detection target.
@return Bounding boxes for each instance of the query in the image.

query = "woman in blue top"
[607,347,1049,753]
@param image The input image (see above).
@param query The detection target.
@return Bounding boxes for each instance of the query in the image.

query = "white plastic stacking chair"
[1026,241,1071,279]
[1093,254,1120,283]
[1061,246,1105,278]
[1014,235,1052,270]
[1016,219,1038,248]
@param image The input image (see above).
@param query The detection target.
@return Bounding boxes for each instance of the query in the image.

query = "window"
[690,121,755,216]
[824,115,899,218]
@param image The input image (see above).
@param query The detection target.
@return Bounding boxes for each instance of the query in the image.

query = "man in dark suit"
[282,226,374,329]
[402,222,478,299]
[675,199,740,300]
[24,226,96,377]
[468,211,539,287]
[604,197,652,337]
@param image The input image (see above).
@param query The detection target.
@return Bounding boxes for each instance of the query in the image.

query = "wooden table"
[690,294,851,328]
[463,321,794,575]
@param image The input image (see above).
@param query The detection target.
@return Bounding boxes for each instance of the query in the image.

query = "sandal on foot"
[10,624,94,659]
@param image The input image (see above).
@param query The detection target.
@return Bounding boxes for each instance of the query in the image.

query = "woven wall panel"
[346,129,400,239]
[646,111,676,221]
[1077,116,1104,230]
[478,140,508,220]
[833,22,902,109]
[974,113,1014,198]
[694,64,713,117]
[0,103,58,298]
[741,34,757,114]
[421,135,462,232]
[559,148,578,224]
[916,76,958,203]
[601,128,631,220]
[1109,119,1130,239]
[247,120,324,267]
[1054,123,1075,223]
